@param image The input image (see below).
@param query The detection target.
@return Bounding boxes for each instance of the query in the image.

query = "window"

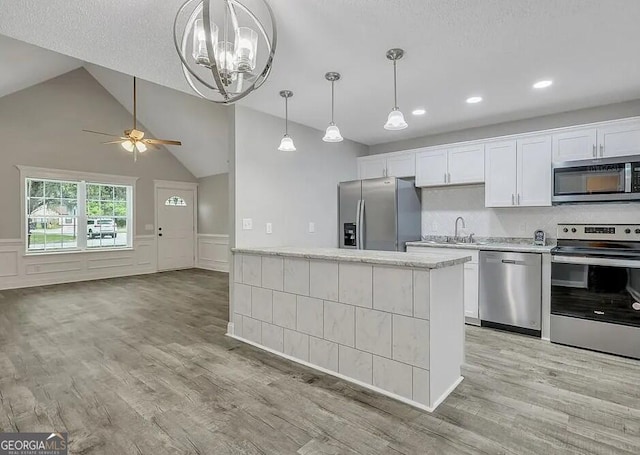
[165,196,187,206]
[24,172,135,253]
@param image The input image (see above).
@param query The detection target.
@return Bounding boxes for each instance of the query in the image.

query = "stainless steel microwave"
[553,155,640,203]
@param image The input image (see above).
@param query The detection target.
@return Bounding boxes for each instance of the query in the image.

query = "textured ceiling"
[0,34,81,98]
[86,64,230,178]
[1,1,640,146]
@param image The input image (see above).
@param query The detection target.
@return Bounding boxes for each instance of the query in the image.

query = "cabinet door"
[448,144,485,184]
[598,120,640,158]
[484,141,517,207]
[517,135,552,207]
[415,149,448,187]
[358,157,387,180]
[552,128,597,162]
[464,262,479,320]
[386,152,416,177]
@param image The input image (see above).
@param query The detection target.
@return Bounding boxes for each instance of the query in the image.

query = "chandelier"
[174,0,277,104]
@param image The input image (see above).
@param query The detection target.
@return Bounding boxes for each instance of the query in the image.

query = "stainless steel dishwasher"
[479,250,542,337]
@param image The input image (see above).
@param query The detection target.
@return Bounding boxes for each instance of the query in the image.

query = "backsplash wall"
[421,185,640,240]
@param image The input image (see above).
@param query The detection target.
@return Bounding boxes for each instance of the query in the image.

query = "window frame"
[18,166,138,255]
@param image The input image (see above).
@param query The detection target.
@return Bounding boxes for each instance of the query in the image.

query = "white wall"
[234,106,368,248]
[198,173,229,235]
[422,185,640,240]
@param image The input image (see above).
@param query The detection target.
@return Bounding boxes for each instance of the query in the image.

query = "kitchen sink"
[423,238,487,246]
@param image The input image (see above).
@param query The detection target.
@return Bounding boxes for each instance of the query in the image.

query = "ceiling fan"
[83,77,182,161]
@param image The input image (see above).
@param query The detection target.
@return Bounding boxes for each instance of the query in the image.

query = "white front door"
[157,187,195,271]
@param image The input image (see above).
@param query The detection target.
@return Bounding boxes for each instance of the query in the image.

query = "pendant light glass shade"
[384,48,408,131]
[136,141,148,153]
[323,72,343,143]
[278,135,296,151]
[384,108,408,130]
[323,123,343,142]
[278,90,296,151]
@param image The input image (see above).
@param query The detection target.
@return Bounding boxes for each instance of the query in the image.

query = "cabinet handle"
[448,172,451,183]
[592,144,596,157]
[517,193,521,205]
[600,144,604,157]
[512,194,515,205]
[444,173,447,183]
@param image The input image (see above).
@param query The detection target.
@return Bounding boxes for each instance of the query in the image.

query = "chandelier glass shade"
[174,0,277,104]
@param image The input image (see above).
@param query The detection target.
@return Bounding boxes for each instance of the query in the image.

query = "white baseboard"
[0,236,157,290]
[197,234,229,273]
[226,332,463,413]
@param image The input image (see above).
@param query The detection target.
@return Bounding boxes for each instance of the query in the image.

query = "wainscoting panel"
[0,236,157,290]
[198,234,229,273]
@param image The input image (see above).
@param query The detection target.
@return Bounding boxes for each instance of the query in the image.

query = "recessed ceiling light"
[412,108,426,116]
[466,96,483,104]
[533,80,553,89]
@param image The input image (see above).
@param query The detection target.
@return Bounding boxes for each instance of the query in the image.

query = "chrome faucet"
[454,216,466,240]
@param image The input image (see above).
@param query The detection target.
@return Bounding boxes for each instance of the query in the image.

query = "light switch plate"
[308,222,315,233]
[242,218,253,230]
[266,223,273,234]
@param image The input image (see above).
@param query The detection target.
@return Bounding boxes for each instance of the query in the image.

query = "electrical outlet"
[242,218,253,230]
[431,221,438,232]
[519,222,527,233]
[308,222,315,233]
[266,223,273,234]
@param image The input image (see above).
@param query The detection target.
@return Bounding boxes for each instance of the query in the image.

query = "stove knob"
[636,228,640,234]
[626,228,632,234]
[563,228,569,233]
[571,228,577,233]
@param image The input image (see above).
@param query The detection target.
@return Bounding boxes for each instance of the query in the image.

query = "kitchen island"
[228,247,471,411]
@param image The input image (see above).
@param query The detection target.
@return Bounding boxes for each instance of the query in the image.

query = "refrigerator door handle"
[355,199,362,249]
[359,199,365,250]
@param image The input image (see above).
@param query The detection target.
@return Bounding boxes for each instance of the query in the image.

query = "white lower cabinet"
[407,246,479,323]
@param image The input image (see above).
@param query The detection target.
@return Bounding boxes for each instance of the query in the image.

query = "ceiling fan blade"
[144,138,183,146]
[101,140,126,145]
[83,129,122,138]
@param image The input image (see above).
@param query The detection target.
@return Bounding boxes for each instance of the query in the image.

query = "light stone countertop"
[231,246,471,269]
[406,238,555,254]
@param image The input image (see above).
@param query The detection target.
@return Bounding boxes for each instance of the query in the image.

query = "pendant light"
[278,90,296,151]
[384,48,408,130]
[322,72,344,142]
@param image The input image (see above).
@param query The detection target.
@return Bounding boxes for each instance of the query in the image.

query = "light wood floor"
[1,270,639,454]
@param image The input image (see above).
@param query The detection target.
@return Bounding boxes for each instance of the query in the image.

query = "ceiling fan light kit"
[174,0,277,104]
[83,77,182,161]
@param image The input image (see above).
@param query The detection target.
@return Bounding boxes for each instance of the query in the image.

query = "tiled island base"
[228,247,469,412]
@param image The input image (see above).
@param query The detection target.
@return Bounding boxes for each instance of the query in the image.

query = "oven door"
[553,162,632,203]
[551,255,640,328]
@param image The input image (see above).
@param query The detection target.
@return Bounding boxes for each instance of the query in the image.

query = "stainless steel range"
[551,224,640,359]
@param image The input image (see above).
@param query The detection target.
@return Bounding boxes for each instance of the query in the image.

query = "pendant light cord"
[285,97,289,136]
[331,81,335,124]
[393,60,398,110]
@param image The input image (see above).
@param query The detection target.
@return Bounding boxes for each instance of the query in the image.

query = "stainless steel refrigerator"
[339,177,421,251]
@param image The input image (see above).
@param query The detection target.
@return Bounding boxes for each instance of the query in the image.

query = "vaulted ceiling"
[1,0,640,147]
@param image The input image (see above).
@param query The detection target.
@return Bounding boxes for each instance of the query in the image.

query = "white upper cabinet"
[357,156,387,179]
[517,136,552,206]
[552,119,640,162]
[598,120,640,158]
[415,149,448,186]
[415,146,484,187]
[485,141,518,207]
[486,137,552,208]
[386,153,416,177]
[552,128,597,162]
[357,152,415,179]
[448,144,485,184]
